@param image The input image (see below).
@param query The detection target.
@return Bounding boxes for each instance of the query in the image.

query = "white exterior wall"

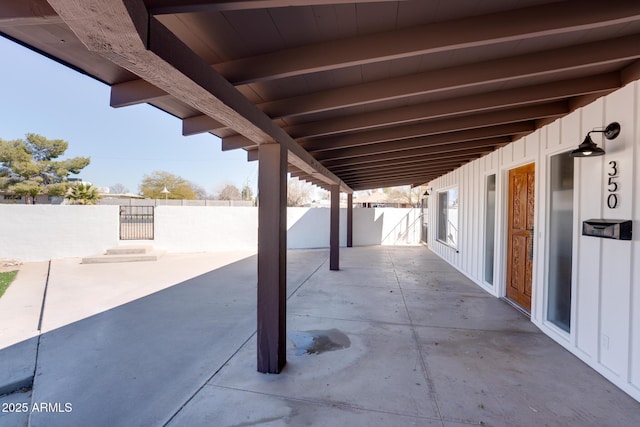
[288,207,421,248]
[0,207,420,261]
[426,81,640,402]
[154,206,258,252]
[0,205,120,261]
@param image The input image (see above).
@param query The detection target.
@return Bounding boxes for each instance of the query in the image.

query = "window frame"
[437,186,459,249]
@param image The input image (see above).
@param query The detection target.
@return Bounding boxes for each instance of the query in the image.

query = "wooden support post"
[330,185,340,271]
[257,143,287,373]
[347,193,353,248]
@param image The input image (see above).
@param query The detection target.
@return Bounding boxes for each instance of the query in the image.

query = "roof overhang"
[3,0,640,190]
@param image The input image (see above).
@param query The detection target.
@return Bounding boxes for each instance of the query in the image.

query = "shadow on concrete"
[2,247,639,427]
[0,250,328,427]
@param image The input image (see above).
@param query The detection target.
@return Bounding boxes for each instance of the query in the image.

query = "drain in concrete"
[289,329,351,356]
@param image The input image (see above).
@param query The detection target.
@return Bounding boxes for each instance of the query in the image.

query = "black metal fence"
[119,206,154,240]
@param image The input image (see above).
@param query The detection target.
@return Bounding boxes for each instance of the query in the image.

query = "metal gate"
[119,206,154,240]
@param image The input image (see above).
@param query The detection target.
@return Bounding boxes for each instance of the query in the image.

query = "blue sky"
[0,36,258,196]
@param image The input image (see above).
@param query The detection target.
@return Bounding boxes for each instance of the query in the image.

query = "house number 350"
[607,161,619,209]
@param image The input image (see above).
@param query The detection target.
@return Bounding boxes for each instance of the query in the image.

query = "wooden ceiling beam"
[329,150,489,175]
[182,114,226,136]
[110,79,170,107]
[346,173,444,190]
[201,0,640,85]
[340,157,481,178]
[337,154,477,173]
[147,0,402,15]
[46,0,352,193]
[336,162,481,182]
[312,122,533,161]
[300,103,566,152]
[0,0,63,26]
[347,170,446,184]
[287,153,473,174]
[345,173,441,185]
[260,35,640,119]
[285,73,620,139]
[321,137,508,169]
[247,148,259,162]
[221,134,256,151]
[621,59,640,84]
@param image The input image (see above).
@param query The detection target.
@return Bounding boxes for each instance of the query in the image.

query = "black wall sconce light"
[570,122,621,158]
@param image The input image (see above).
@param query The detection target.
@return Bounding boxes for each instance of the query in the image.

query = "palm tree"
[65,183,101,205]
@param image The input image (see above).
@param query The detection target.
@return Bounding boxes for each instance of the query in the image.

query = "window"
[547,152,574,332]
[437,187,458,248]
[484,175,496,285]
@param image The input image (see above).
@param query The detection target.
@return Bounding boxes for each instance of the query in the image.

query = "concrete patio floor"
[1,246,639,426]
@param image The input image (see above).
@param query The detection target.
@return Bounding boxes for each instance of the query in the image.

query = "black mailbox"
[582,219,632,240]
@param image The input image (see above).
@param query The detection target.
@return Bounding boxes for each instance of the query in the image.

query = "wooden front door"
[506,163,535,312]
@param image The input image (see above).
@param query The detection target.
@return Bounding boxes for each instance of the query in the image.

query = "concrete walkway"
[1,247,639,426]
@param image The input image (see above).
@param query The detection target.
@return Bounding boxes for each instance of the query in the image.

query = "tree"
[191,183,208,200]
[381,185,427,207]
[65,183,101,205]
[0,133,90,203]
[217,183,242,200]
[241,184,253,202]
[287,177,313,207]
[109,183,129,194]
[139,171,199,200]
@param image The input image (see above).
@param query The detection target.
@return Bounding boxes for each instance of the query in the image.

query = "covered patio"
[2,247,637,426]
[2,0,640,416]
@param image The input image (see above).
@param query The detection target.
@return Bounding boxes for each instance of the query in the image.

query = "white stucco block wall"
[0,205,119,262]
[353,207,421,246]
[287,207,421,248]
[154,206,258,252]
[1,206,422,261]
[287,207,346,248]
[426,81,640,402]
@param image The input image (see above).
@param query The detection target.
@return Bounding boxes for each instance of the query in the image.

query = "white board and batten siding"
[426,81,640,402]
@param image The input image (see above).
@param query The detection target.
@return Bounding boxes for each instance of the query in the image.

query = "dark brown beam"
[182,115,226,136]
[284,74,620,139]
[222,134,256,151]
[260,35,640,119]
[203,0,640,85]
[289,170,312,179]
[336,159,476,180]
[329,149,490,174]
[340,164,466,182]
[347,174,444,190]
[336,153,478,172]
[322,137,508,169]
[313,123,532,161]
[287,165,305,175]
[347,193,353,248]
[330,184,340,271]
[300,103,566,152]
[346,167,458,180]
[346,171,446,185]
[0,1,62,26]
[621,59,640,84]
[110,79,169,107]
[147,0,402,15]
[46,0,351,193]
[257,143,288,373]
[247,148,259,162]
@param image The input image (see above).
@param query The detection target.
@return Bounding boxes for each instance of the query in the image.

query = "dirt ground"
[0,259,22,273]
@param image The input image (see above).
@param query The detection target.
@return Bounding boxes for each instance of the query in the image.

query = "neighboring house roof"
[354,193,409,205]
